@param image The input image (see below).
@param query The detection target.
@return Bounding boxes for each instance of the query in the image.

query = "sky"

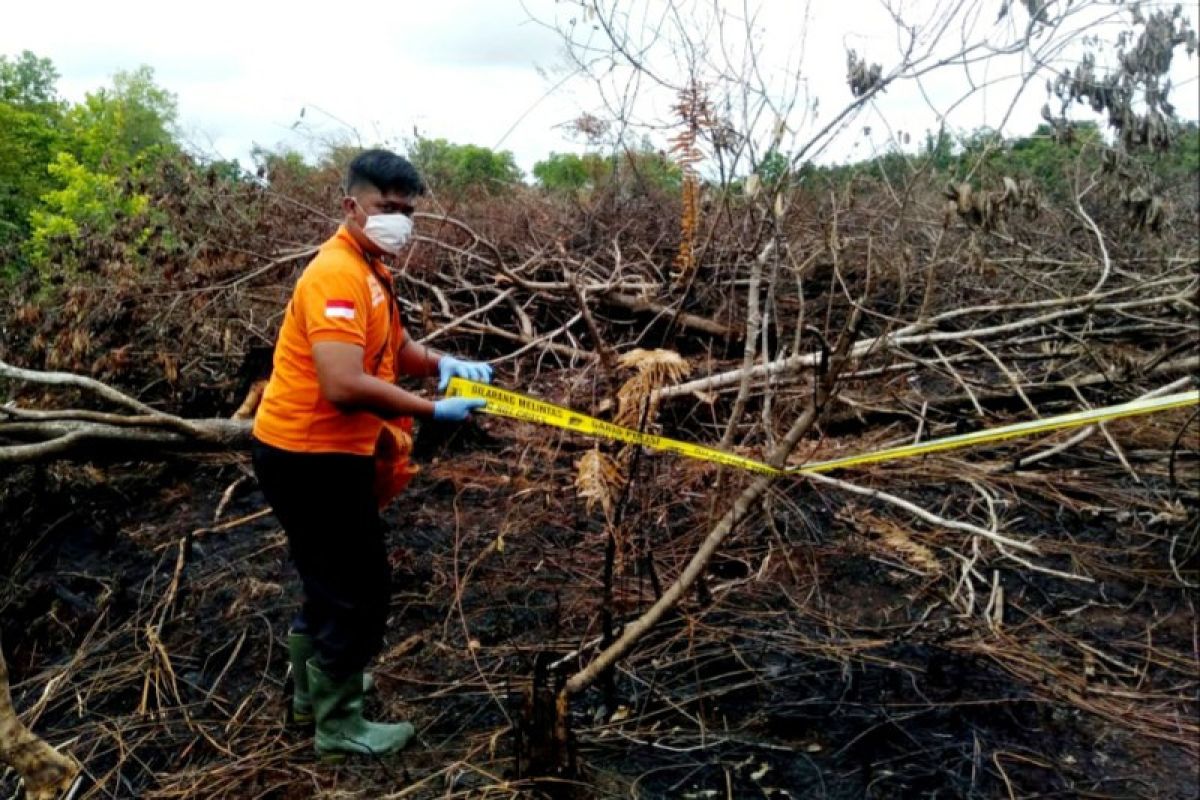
[3,0,1197,174]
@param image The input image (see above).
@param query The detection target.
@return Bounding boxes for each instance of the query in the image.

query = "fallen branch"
[2,359,170,420]
[1,360,252,463]
[657,290,1193,400]
[0,418,250,463]
[0,636,81,800]
[600,291,736,338]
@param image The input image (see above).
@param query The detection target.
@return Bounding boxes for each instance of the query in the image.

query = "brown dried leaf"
[574,448,625,520]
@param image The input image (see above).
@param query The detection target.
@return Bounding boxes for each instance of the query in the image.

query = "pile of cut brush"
[2,158,1197,798]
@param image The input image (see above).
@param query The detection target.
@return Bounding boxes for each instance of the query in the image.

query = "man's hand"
[432,397,486,421]
[437,355,493,393]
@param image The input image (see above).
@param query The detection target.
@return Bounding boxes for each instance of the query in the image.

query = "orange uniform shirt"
[253,226,407,456]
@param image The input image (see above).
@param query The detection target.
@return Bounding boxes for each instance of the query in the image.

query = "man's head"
[342,149,426,257]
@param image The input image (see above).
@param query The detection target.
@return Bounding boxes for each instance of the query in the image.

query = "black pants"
[251,439,390,678]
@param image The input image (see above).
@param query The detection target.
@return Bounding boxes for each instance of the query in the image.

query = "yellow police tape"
[446,378,1199,476]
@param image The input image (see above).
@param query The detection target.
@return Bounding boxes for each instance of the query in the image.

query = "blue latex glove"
[433,397,486,422]
[438,355,493,393]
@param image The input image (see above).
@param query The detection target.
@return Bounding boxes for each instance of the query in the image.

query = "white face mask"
[352,198,414,255]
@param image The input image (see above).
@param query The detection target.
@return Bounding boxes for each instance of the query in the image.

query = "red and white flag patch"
[324,299,355,320]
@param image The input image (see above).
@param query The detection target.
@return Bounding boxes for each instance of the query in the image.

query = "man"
[251,149,490,761]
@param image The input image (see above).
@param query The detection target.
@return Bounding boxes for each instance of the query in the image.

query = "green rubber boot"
[307,660,415,761]
[288,633,374,727]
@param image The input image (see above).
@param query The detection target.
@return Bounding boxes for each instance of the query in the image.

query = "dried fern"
[669,82,713,286]
[614,349,691,428]
[867,514,941,574]
[574,448,625,521]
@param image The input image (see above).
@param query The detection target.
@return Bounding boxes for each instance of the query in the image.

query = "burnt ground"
[2,415,1198,799]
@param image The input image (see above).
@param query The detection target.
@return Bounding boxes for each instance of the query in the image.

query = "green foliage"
[0,60,180,281]
[1158,121,1199,178]
[251,145,315,182]
[532,152,613,193]
[871,149,917,187]
[921,129,956,172]
[532,148,682,198]
[756,150,790,187]
[798,123,1114,199]
[798,119,1197,207]
[26,152,151,273]
[0,102,61,253]
[620,148,682,195]
[1003,123,1100,189]
[204,158,246,185]
[64,66,178,173]
[407,138,522,196]
[0,51,64,260]
[0,51,60,110]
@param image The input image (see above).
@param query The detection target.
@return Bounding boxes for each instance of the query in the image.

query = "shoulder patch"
[367,275,387,307]
[325,299,356,319]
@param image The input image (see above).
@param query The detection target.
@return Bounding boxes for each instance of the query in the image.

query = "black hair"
[344,149,426,197]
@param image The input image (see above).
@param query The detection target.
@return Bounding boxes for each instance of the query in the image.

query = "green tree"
[0,52,63,259]
[0,51,61,110]
[533,148,680,196]
[64,66,178,172]
[407,138,522,196]
[755,150,790,187]
[15,66,179,280]
[998,122,1103,197]
[1158,121,1199,180]
[0,102,61,253]
[921,128,956,172]
[532,152,614,193]
[618,147,682,195]
[250,145,315,182]
[25,152,151,274]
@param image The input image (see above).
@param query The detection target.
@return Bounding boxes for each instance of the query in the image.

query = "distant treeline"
[3,50,1196,281]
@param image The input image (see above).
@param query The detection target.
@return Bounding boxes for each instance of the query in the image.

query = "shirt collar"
[335,224,368,260]
[334,224,395,289]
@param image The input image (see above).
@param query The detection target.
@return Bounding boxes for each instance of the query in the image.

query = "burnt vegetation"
[2,1,1199,798]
